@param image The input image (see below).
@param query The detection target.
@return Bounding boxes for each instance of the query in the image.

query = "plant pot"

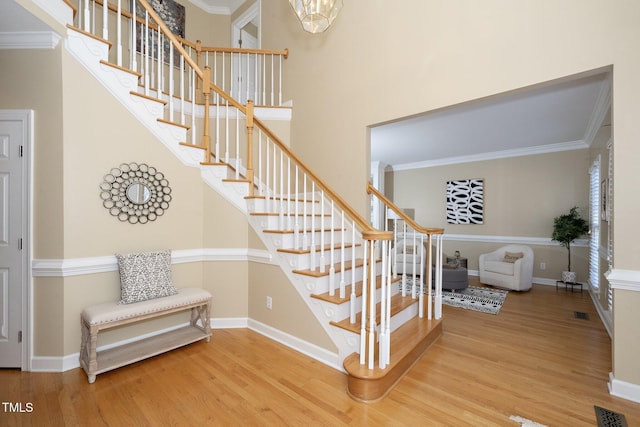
[562,271,577,283]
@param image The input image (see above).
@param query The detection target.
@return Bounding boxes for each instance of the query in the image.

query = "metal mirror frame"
[99,162,172,224]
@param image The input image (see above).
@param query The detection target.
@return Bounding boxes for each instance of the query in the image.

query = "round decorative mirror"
[99,162,171,224]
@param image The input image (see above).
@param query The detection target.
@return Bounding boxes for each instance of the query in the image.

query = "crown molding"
[391,140,589,171]
[0,31,61,50]
[187,0,232,15]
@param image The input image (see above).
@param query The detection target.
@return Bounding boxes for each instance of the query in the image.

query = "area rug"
[398,280,508,315]
[442,286,508,315]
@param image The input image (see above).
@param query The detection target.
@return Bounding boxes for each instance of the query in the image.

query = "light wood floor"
[2,279,640,426]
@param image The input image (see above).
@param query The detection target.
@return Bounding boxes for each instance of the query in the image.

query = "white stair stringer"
[64,27,198,168]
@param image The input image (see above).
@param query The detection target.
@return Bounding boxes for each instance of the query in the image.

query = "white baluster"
[235,108,240,178]
[102,0,108,39]
[271,54,275,106]
[419,235,425,318]
[287,157,291,230]
[319,191,326,273]
[302,174,308,249]
[339,210,345,299]
[278,151,284,228]
[116,0,122,66]
[310,183,316,271]
[278,54,283,106]
[368,241,376,370]
[329,200,335,296]
[168,43,174,122]
[411,229,417,299]
[294,166,299,249]
[359,241,368,365]
[350,223,356,324]
[83,0,90,32]
[258,133,263,196]
[435,234,443,319]
[379,239,387,369]
[130,3,137,71]
[144,13,149,96]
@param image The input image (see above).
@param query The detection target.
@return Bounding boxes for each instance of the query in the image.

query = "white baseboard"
[210,317,249,329]
[30,317,342,374]
[609,372,640,403]
[247,319,343,372]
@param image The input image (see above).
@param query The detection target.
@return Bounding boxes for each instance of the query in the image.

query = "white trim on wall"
[606,269,640,291]
[609,373,640,404]
[32,248,274,277]
[444,233,588,247]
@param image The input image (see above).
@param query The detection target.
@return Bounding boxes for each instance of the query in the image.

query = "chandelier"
[289,0,343,34]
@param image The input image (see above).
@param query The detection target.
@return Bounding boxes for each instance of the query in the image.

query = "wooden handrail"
[180,37,289,58]
[136,0,387,240]
[367,183,444,235]
[63,0,77,17]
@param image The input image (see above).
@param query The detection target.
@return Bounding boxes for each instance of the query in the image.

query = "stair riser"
[279,247,363,271]
[266,230,349,250]
[253,214,340,231]
[295,265,387,295]
[316,286,403,322]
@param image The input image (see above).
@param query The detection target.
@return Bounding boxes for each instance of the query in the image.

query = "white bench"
[79,287,212,383]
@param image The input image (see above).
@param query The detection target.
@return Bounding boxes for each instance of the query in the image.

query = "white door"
[232,29,258,105]
[0,113,27,368]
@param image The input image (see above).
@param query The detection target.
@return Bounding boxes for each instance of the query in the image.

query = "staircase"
[45,0,444,402]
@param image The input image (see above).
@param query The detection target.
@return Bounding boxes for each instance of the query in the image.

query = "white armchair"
[393,239,427,277]
[479,245,534,291]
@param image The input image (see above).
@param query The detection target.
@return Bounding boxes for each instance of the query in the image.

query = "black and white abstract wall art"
[446,178,484,224]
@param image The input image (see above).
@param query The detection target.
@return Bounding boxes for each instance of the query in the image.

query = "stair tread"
[250,212,331,217]
[245,195,320,203]
[343,316,442,381]
[130,90,167,104]
[329,293,416,334]
[310,275,400,304]
[157,117,190,130]
[263,227,346,235]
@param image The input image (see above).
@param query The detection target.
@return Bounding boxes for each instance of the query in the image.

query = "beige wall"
[248,263,336,351]
[261,0,640,389]
[388,150,590,281]
[0,48,65,259]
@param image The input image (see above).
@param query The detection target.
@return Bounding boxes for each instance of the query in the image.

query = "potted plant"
[551,206,589,283]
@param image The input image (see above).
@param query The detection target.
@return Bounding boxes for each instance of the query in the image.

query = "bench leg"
[80,318,99,383]
[190,302,211,342]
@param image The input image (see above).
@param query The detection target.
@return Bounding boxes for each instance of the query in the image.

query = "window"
[589,156,600,290]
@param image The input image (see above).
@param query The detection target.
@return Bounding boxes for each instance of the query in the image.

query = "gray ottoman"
[432,265,469,291]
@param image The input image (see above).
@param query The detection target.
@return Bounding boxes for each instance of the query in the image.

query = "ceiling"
[371,71,611,170]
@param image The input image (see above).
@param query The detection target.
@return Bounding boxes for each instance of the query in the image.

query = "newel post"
[201,66,212,162]
[246,100,255,196]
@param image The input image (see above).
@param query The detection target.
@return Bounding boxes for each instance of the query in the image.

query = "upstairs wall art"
[446,178,484,224]
[134,0,185,65]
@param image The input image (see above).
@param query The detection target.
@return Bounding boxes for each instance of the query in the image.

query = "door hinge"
[18,238,23,250]
[18,331,22,343]
[19,145,23,157]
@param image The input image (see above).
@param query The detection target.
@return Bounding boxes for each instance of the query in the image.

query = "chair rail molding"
[606,269,640,292]
[32,248,274,277]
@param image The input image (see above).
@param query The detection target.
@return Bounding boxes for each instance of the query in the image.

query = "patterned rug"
[399,280,508,315]
[442,286,508,315]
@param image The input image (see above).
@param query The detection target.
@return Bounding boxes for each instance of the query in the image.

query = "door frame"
[231,1,261,50]
[0,109,33,371]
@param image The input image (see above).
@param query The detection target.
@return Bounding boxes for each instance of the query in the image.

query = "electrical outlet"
[266,296,273,310]
[540,262,546,270]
